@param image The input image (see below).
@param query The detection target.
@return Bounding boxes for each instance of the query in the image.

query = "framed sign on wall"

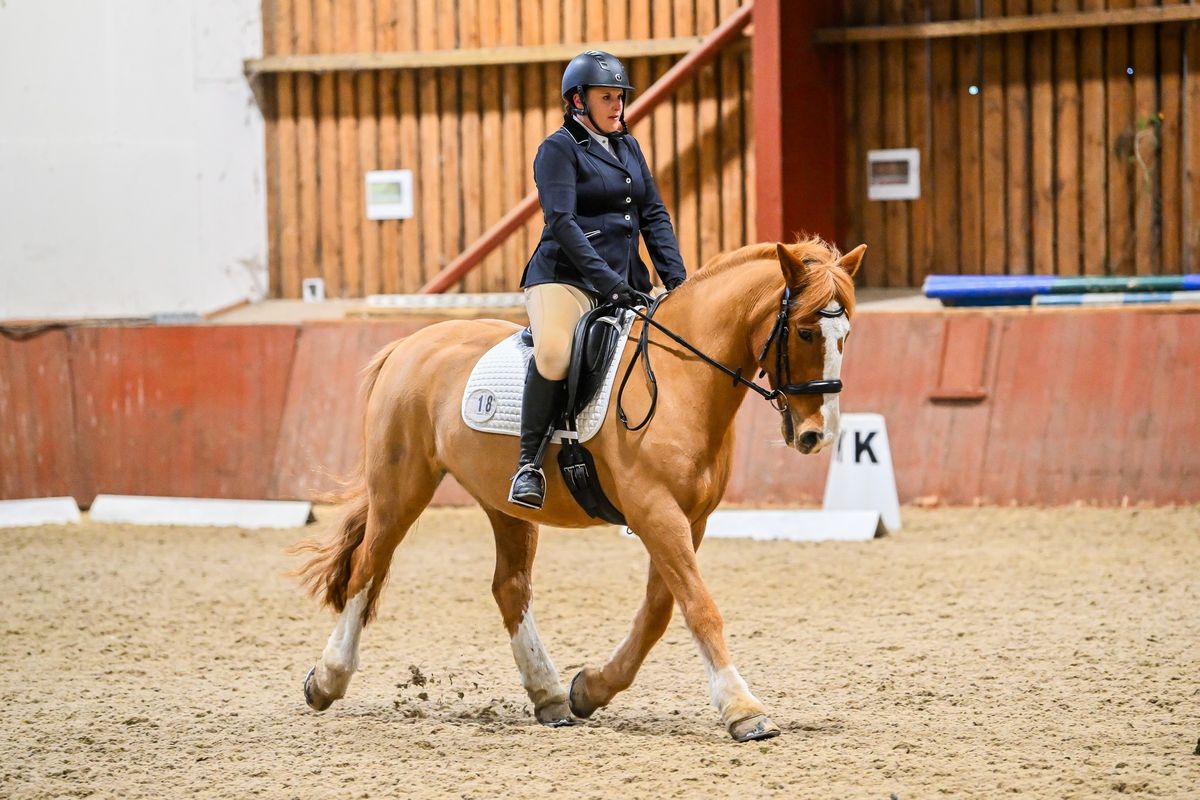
[365,170,415,220]
[867,149,921,201]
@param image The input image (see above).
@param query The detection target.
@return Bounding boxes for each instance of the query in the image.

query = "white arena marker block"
[89,495,313,529]
[706,509,885,542]
[0,497,82,528]
[823,412,902,534]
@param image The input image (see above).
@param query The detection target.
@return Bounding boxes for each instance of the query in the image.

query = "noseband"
[616,287,847,432]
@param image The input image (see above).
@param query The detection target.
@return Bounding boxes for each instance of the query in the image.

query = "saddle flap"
[567,307,630,416]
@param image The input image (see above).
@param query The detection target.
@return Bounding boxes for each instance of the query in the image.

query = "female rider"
[509,50,688,509]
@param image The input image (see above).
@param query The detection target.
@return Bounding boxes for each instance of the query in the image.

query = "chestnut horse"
[293,236,864,741]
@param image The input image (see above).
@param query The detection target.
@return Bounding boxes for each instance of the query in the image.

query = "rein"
[614,288,846,432]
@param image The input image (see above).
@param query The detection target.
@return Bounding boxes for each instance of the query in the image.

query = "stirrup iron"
[508,463,547,509]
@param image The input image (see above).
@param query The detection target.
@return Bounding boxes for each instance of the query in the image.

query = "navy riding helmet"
[561,50,635,137]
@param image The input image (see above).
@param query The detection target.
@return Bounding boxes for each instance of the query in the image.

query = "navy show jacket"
[520,115,687,297]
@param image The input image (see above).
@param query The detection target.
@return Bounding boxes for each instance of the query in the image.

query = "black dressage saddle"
[519,304,627,417]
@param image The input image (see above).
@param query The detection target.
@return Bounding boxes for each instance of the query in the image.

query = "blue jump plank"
[923,275,1056,302]
[923,274,1200,306]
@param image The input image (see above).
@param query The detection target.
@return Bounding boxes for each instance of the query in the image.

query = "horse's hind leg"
[302,453,441,712]
[484,507,573,726]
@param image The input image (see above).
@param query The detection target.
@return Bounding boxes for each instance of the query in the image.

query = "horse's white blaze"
[818,301,851,446]
[510,609,564,709]
[317,580,372,691]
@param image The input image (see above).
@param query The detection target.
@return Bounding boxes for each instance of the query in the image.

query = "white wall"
[0,0,266,320]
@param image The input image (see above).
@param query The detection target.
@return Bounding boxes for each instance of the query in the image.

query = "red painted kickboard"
[68,325,298,505]
[0,329,81,500]
[270,319,485,504]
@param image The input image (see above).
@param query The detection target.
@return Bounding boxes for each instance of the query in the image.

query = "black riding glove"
[664,277,684,292]
[607,282,643,308]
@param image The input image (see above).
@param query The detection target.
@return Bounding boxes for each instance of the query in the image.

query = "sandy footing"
[1,505,1197,798]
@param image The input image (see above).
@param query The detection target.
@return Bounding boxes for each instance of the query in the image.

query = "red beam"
[420,2,755,294]
[752,0,845,244]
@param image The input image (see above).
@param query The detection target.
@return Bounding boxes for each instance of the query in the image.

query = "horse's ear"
[775,243,808,286]
[838,244,867,277]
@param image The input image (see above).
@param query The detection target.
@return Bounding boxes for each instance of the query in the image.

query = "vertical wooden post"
[460,0,484,293]
[752,0,844,245]
[1079,0,1108,276]
[956,0,983,274]
[1055,0,1082,277]
[981,0,1007,276]
[1004,0,1031,275]
[1030,0,1056,275]
[930,0,961,277]
[674,0,700,274]
[355,0,380,296]
[1106,0,1136,275]
[882,0,910,286]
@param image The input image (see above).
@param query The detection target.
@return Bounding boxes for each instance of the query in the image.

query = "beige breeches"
[524,283,595,380]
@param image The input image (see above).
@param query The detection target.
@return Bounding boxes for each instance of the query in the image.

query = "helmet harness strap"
[570,86,628,138]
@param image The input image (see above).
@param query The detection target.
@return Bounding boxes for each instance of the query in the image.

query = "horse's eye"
[798,328,814,343]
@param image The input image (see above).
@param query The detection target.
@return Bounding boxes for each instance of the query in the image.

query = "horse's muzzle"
[796,429,823,454]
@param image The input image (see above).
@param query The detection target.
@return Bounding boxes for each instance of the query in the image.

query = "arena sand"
[1,505,1197,799]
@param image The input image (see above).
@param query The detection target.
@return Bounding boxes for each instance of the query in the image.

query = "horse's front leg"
[583,507,779,742]
[567,519,703,719]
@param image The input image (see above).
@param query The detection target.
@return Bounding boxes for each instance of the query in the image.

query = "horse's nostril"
[798,431,821,449]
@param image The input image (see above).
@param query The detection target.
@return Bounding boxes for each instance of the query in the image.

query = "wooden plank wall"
[842,2,1200,286]
[261,1,755,297]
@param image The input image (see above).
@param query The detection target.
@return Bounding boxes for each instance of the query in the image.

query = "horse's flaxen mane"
[683,235,855,320]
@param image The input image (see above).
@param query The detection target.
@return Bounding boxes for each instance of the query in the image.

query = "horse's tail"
[289,492,368,612]
[288,338,403,612]
[359,338,403,407]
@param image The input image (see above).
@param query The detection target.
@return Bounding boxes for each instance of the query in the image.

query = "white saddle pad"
[461,311,634,444]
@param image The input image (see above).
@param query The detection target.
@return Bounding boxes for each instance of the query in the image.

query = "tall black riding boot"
[508,359,565,509]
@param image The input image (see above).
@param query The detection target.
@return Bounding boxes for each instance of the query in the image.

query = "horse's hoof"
[729,714,781,742]
[567,670,596,719]
[536,699,577,727]
[303,666,333,712]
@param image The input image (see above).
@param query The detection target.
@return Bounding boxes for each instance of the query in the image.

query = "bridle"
[757,286,846,398]
[615,287,847,433]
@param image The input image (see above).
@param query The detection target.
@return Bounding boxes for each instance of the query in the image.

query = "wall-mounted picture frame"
[365,170,415,220]
[867,148,921,201]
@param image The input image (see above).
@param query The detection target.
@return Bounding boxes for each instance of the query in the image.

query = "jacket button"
[625,233,631,239]
[625,177,631,184]
[625,197,631,203]
[624,214,630,221]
